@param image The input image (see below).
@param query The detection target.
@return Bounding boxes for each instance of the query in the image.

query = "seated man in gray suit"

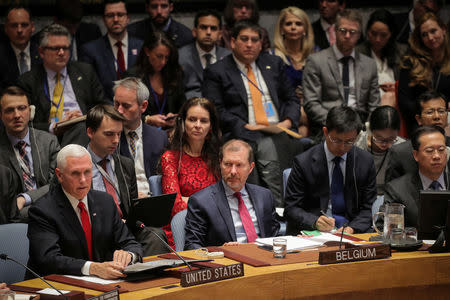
[178,9,230,99]
[303,9,380,142]
[184,139,280,250]
[384,125,448,228]
[0,86,60,222]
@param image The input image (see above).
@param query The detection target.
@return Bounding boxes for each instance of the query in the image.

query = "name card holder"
[319,244,391,265]
[180,263,244,287]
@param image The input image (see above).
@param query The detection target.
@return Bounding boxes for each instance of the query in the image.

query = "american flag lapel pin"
[266,65,271,70]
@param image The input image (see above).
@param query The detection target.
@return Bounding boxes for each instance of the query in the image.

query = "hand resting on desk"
[89,250,131,279]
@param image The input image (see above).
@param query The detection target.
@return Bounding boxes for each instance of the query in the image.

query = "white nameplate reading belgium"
[180,263,244,287]
[319,244,391,265]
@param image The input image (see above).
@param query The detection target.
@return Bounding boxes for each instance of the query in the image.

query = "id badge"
[51,117,59,123]
[264,102,275,117]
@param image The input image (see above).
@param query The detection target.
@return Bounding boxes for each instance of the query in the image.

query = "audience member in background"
[303,9,380,142]
[124,32,185,130]
[312,0,346,50]
[384,125,448,228]
[0,86,60,222]
[0,5,40,90]
[272,6,315,137]
[31,0,102,61]
[356,9,407,107]
[27,144,143,279]
[114,77,168,197]
[203,21,300,207]
[184,139,280,250]
[219,0,270,51]
[355,106,405,195]
[394,0,443,45]
[17,24,107,146]
[387,91,450,182]
[161,97,221,248]
[85,104,167,256]
[127,0,193,48]
[398,12,450,136]
[285,106,376,235]
[79,0,143,101]
[0,165,18,224]
[178,10,230,99]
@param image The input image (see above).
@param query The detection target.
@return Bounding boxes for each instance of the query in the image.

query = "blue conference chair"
[0,223,29,283]
[171,210,188,251]
[149,175,162,196]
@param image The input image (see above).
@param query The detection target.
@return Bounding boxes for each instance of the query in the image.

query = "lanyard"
[44,74,68,111]
[149,83,167,115]
[239,67,266,99]
[95,160,120,195]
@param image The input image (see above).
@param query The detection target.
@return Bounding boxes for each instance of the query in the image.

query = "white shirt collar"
[196,41,216,58]
[63,186,89,212]
[332,44,355,60]
[323,141,348,163]
[124,119,142,138]
[232,54,256,73]
[107,31,128,50]
[418,170,446,190]
[10,41,30,59]
[45,66,68,79]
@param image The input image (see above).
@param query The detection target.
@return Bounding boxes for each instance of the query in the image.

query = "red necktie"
[99,159,123,218]
[234,192,258,243]
[77,201,93,260]
[116,41,125,79]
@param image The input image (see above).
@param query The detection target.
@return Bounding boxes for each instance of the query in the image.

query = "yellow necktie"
[246,65,268,126]
[49,72,64,122]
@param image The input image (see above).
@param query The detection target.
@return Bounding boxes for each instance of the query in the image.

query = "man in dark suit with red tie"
[27,144,142,279]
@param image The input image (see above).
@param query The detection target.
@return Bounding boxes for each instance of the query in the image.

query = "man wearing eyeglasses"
[285,106,377,234]
[387,91,450,182]
[384,125,447,228]
[79,0,143,102]
[17,23,107,146]
[303,9,380,143]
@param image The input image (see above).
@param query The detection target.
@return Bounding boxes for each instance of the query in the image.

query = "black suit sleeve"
[0,166,17,224]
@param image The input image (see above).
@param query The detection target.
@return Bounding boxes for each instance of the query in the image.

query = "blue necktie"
[429,181,441,190]
[331,156,348,228]
[341,56,351,104]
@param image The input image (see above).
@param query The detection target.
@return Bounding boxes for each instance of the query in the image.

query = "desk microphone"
[0,253,68,300]
[339,223,349,250]
[135,221,193,271]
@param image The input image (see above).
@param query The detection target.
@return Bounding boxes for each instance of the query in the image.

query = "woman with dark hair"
[398,12,450,136]
[219,0,270,50]
[355,106,405,194]
[125,31,186,129]
[356,9,407,106]
[161,97,221,247]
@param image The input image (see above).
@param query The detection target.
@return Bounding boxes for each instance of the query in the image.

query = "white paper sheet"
[64,275,124,285]
[256,236,323,251]
[36,288,70,295]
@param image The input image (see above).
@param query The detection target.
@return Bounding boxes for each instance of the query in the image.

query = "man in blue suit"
[115,77,168,197]
[178,10,230,99]
[79,0,143,101]
[184,139,280,250]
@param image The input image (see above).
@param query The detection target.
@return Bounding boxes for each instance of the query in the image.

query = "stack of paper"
[256,236,323,251]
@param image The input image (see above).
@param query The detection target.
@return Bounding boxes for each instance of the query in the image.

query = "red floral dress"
[161,150,217,248]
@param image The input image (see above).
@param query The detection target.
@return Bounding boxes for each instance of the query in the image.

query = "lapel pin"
[93,213,96,217]
[132,49,138,55]
[77,76,82,81]
[266,65,271,69]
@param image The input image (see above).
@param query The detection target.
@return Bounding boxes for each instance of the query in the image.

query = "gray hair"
[57,144,91,171]
[39,23,70,48]
[220,139,254,164]
[113,77,149,105]
[336,9,363,32]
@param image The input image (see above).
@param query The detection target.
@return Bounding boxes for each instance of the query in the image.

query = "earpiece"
[30,105,35,121]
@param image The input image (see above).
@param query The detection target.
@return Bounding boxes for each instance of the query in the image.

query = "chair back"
[0,223,29,283]
[149,175,162,196]
[171,210,187,251]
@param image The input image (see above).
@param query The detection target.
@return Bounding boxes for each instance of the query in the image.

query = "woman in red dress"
[161,97,221,247]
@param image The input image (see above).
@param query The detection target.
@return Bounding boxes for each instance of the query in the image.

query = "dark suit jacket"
[393,12,410,45]
[27,186,143,276]
[0,165,18,224]
[312,19,330,51]
[184,181,280,250]
[17,62,107,131]
[111,153,138,219]
[384,172,422,228]
[202,53,299,142]
[0,41,41,90]
[0,127,60,221]
[127,18,193,48]
[284,144,377,234]
[178,42,230,99]
[79,35,143,100]
[119,123,168,178]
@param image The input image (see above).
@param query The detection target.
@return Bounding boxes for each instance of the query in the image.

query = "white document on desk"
[307,233,357,245]
[64,275,124,285]
[256,236,323,251]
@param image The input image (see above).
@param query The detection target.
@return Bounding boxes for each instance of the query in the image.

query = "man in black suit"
[285,106,376,234]
[114,77,168,197]
[17,24,107,146]
[202,21,300,206]
[184,139,280,250]
[28,144,143,279]
[312,0,346,50]
[127,0,193,48]
[79,0,143,101]
[179,9,230,99]
[0,5,40,90]
[384,126,448,227]
[386,91,450,182]
[86,104,167,256]
[0,86,60,222]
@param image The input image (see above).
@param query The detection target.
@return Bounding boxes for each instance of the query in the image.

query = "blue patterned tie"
[128,131,137,158]
[331,156,348,228]
[429,181,441,190]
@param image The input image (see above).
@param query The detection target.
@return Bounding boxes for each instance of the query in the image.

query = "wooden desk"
[14,238,450,300]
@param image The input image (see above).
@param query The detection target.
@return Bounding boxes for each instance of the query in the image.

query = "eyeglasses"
[372,136,398,145]
[44,46,70,52]
[423,108,447,117]
[337,28,360,36]
[328,135,356,146]
[104,12,127,19]
[238,35,261,43]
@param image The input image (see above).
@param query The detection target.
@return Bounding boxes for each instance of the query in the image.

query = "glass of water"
[273,238,287,258]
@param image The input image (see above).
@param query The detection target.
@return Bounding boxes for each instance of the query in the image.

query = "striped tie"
[15,141,34,191]
[128,131,137,158]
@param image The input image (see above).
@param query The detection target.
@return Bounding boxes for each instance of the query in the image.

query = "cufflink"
[77,76,82,81]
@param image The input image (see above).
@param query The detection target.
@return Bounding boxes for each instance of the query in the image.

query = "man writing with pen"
[284,106,377,234]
